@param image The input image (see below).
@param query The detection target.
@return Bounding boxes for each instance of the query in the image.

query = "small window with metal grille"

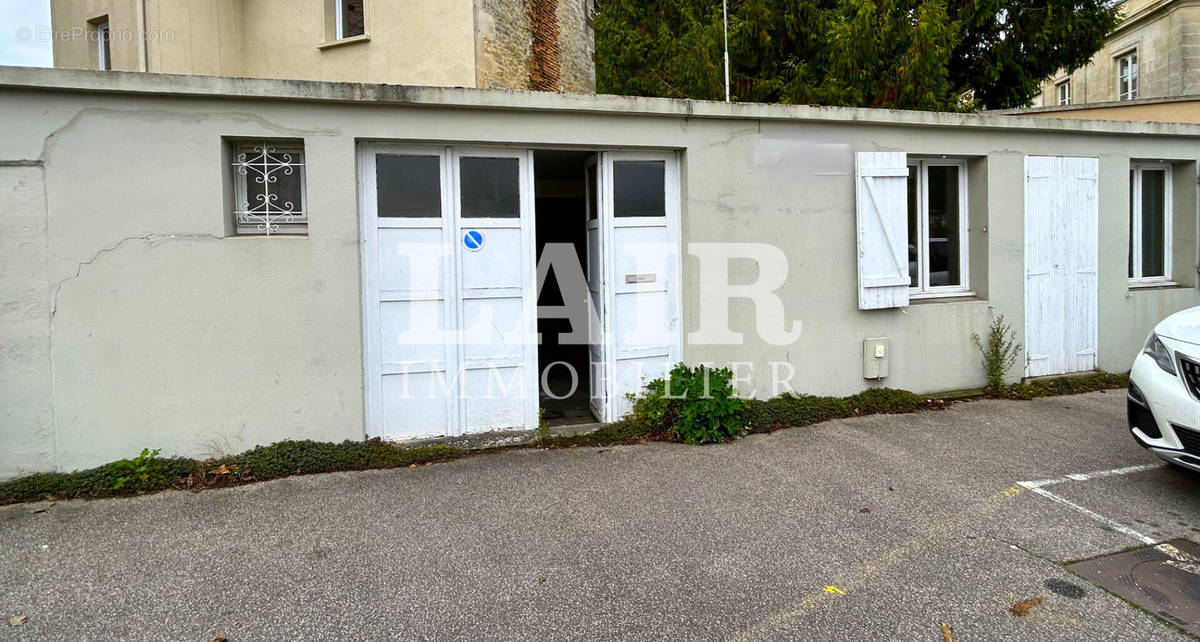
[230,141,307,236]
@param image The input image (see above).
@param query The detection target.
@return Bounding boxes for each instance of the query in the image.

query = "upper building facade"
[1034,0,1200,108]
[48,0,595,92]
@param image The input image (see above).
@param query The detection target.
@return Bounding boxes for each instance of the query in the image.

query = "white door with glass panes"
[589,151,683,422]
[451,148,538,433]
[1024,156,1099,377]
[360,144,537,439]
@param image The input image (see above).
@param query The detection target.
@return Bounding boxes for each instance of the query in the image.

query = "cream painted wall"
[1,69,1198,476]
[51,0,478,87]
[50,0,141,71]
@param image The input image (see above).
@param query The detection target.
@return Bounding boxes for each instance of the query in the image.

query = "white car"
[1128,306,1200,472]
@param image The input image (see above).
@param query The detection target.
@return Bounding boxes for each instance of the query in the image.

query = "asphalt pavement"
[2,390,1198,640]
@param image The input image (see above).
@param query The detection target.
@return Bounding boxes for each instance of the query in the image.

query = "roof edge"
[2,66,1199,137]
[994,94,1200,116]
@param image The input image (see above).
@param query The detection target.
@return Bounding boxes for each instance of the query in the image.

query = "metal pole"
[723,0,731,102]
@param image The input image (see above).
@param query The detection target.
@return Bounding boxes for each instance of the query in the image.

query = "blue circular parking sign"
[464,230,484,251]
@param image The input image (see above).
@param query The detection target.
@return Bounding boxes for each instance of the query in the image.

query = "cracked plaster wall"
[0,86,1198,476]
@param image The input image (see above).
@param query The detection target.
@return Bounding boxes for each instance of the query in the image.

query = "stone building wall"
[1034,0,1200,107]
[474,0,595,92]
[556,0,596,92]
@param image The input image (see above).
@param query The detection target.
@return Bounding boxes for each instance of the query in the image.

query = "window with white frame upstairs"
[1056,80,1071,106]
[1118,51,1138,101]
[336,0,366,39]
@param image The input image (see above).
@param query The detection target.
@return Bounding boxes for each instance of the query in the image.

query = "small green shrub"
[112,448,160,490]
[627,363,746,444]
[972,315,1022,396]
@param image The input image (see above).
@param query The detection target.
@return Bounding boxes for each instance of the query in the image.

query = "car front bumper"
[1128,339,1200,472]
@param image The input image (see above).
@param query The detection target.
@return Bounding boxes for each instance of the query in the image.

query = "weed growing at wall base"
[628,364,746,444]
[972,315,1022,396]
[0,372,1130,506]
[0,441,462,506]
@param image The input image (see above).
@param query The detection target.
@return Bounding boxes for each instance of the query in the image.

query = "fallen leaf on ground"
[211,465,232,475]
[1009,596,1045,617]
[859,507,870,513]
[940,621,953,642]
[10,615,28,627]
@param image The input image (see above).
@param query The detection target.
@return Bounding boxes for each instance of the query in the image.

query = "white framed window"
[1129,163,1172,283]
[906,159,969,296]
[231,142,307,236]
[335,0,366,39]
[95,20,111,70]
[1118,51,1138,101]
[1056,80,1071,106]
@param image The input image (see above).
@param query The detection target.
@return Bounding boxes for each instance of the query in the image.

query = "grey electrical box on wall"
[864,338,889,379]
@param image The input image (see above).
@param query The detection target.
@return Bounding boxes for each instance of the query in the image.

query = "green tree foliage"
[595,0,1119,110]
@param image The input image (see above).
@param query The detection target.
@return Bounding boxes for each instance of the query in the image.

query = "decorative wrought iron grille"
[233,143,306,235]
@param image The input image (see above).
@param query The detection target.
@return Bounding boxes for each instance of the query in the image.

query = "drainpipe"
[136,0,148,71]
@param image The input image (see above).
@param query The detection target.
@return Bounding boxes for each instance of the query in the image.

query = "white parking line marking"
[1017,463,1165,546]
[1021,485,1156,545]
[1020,463,1162,489]
[1062,463,1162,483]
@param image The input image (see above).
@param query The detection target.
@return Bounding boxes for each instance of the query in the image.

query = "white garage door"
[1024,156,1099,377]
[588,151,683,422]
[359,145,537,439]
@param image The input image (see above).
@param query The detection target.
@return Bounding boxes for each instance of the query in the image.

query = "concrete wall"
[1,68,1197,476]
[1035,0,1200,106]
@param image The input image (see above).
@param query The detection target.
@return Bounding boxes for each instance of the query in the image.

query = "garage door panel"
[381,300,448,369]
[378,227,445,294]
[460,297,527,364]
[459,231,523,292]
[613,290,670,352]
[612,230,671,287]
[381,372,450,439]
[462,367,528,431]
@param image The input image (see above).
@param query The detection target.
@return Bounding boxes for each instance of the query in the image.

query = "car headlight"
[1144,333,1177,376]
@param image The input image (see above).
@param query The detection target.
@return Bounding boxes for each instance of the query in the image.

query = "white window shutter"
[855,151,910,310]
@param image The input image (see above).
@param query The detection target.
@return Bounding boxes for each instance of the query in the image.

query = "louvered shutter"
[855,152,910,310]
